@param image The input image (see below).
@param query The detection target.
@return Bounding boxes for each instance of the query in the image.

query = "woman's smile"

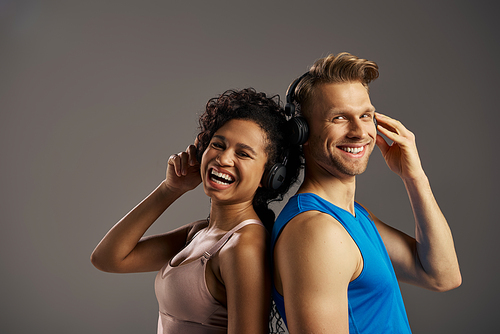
[207,167,236,188]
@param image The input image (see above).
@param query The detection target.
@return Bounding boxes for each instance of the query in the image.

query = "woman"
[91,88,301,333]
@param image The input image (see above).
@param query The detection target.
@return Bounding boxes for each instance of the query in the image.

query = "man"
[271,52,461,333]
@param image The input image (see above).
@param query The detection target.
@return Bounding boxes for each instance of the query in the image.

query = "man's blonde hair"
[293,52,379,113]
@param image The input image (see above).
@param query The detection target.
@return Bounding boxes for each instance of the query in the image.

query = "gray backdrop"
[1,0,498,333]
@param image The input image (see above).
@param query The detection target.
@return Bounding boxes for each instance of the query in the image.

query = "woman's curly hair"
[196,88,302,231]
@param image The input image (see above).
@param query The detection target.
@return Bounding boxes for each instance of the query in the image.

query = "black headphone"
[262,154,288,190]
[285,73,310,146]
[262,73,310,190]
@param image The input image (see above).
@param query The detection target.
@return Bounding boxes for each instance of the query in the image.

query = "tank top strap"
[202,219,263,262]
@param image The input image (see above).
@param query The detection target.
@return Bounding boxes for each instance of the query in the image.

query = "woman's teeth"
[210,169,234,185]
[341,146,364,154]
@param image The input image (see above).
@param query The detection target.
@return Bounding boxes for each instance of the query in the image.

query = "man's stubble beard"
[311,144,374,177]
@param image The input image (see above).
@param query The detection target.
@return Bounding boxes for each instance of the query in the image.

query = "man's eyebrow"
[212,135,258,156]
[322,107,342,115]
[325,107,376,114]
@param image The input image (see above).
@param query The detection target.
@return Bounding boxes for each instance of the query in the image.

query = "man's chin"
[335,161,369,176]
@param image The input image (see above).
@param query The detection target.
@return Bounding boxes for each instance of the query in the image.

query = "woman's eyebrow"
[212,135,226,141]
[235,143,257,156]
[213,135,257,156]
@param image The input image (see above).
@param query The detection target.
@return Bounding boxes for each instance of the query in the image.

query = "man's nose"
[347,119,367,139]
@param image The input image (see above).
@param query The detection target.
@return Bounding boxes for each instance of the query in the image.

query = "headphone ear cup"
[287,116,309,146]
[264,163,287,190]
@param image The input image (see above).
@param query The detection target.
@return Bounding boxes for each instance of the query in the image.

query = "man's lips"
[338,145,365,154]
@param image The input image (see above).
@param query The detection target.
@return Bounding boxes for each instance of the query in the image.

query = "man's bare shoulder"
[276,210,353,254]
[274,210,360,311]
[281,210,345,235]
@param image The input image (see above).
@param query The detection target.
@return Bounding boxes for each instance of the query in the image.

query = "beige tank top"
[154,219,263,333]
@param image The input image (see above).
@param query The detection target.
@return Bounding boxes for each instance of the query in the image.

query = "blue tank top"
[271,193,412,333]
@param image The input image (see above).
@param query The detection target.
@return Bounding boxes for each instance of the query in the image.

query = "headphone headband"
[284,72,310,146]
[285,72,309,116]
[264,71,313,189]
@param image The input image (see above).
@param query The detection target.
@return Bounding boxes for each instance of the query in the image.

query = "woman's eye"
[211,142,224,149]
[237,151,250,158]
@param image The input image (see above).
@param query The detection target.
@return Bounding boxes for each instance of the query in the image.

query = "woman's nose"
[216,150,234,166]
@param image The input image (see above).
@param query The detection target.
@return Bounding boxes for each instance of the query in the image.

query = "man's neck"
[298,167,357,215]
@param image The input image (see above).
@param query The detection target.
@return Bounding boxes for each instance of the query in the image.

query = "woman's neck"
[207,200,259,231]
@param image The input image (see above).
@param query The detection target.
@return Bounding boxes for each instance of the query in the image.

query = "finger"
[374,113,398,133]
[375,113,410,136]
[186,144,198,166]
[376,117,416,150]
[168,154,182,177]
[178,151,189,176]
[376,123,400,143]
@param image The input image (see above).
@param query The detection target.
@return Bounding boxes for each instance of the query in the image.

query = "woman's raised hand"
[164,143,202,193]
[91,142,202,274]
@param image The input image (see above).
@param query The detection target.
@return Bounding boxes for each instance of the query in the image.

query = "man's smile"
[339,145,365,154]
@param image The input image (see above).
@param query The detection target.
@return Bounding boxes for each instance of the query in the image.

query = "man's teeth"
[211,170,234,184]
[341,146,364,154]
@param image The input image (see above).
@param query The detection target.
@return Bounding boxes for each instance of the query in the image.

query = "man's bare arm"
[274,211,361,333]
[373,113,461,291]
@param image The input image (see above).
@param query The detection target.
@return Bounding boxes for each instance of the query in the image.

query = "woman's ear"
[258,169,266,188]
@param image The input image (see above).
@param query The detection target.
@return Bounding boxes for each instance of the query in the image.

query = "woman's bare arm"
[90,144,202,273]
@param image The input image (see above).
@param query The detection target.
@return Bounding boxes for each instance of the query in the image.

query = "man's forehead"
[309,82,374,114]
